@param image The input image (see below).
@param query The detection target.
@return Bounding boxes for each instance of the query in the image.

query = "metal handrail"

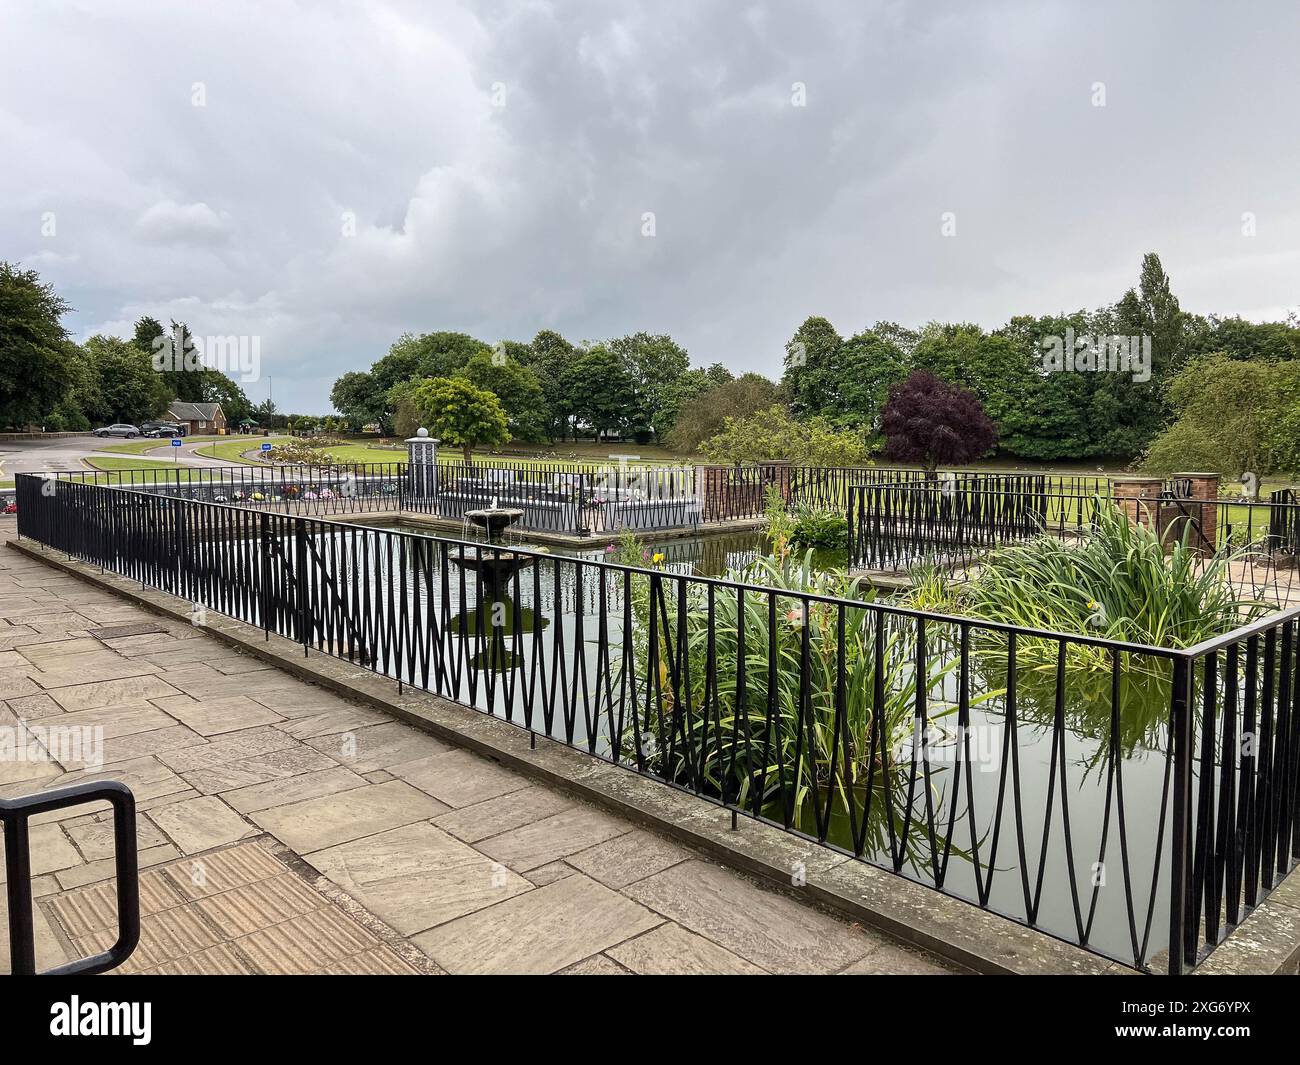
[1,781,139,975]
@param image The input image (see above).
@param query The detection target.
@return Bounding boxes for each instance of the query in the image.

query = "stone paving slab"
[388,747,531,808]
[478,806,632,872]
[413,873,662,975]
[625,860,875,974]
[607,922,765,975]
[152,693,285,736]
[306,820,532,935]
[305,721,453,773]
[432,785,575,844]
[0,528,962,976]
[149,795,258,854]
[222,765,368,814]
[566,829,691,889]
[247,780,447,853]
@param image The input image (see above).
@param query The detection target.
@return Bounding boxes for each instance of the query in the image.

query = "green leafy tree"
[666,373,779,453]
[373,331,490,393]
[563,345,637,441]
[199,370,252,423]
[142,319,207,402]
[1143,354,1298,478]
[456,351,549,442]
[410,377,510,465]
[608,331,691,439]
[910,322,1032,431]
[516,329,579,441]
[81,335,171,425]
[782,316,844,419]
[330,370,387,431]
[782,317,908,429]
[0,262,75,429]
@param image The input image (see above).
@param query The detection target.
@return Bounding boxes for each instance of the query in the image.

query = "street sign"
[170,438,182,446]
[261,442,272,451]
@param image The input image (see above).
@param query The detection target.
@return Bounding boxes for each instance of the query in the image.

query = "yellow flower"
[652,552,665,564]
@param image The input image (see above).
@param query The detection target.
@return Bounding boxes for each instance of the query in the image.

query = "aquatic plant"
[614,548,973,837]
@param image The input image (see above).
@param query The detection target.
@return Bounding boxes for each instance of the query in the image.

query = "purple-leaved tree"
[881,370,997,475]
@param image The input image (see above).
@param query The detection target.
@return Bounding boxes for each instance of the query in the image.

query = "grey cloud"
[2,0,1298,411]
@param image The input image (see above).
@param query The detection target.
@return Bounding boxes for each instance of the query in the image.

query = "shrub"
[700,405,872,467]
[789,506,848,550]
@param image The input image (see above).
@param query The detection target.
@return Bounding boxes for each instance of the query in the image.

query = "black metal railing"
[847,481,1104,572]
[15,472,1300,973]
[848,481,1300,607]
[2,780,138,975]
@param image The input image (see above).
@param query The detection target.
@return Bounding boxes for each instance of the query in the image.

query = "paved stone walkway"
[0,521,954,975]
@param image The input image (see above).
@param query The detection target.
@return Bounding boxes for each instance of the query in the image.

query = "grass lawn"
[72,459,220,483]
[194,436,294,463]
[95,434,227,456]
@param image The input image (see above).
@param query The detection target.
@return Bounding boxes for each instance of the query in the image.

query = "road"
[0,434,255,480]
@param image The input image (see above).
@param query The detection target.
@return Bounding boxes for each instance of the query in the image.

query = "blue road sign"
[170,438,182,447]
[261,442,273,451]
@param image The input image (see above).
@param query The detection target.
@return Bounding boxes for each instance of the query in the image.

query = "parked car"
[140,422,184,438]
[93,423,141,438]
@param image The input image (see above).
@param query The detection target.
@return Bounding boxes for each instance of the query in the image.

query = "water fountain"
[448,498,547,670]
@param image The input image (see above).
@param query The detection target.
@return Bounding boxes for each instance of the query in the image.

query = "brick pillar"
[760,460,792,503]
[696,464,727,521]
[1111,477,1163,529]
[1171,471,1220,555]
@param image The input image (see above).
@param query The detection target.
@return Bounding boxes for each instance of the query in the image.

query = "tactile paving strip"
[43,840,420,975]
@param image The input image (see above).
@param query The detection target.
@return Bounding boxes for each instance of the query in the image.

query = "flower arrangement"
[281,485,301,499]
[3,502,16,515]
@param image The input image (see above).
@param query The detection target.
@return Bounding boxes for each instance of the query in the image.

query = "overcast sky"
[4,0,1298,411]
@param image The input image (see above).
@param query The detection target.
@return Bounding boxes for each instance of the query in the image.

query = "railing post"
[294,516,309,655]
[1168,654,1194,974]
[3,815,36,975]
[259,510,272,640]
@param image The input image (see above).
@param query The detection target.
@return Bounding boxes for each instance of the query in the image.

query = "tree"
[1142,355,1300,478]
[145,320,208,402]
[781,317,908,429]
[520,329,579,441]
[699,405,872,467]
[80,336,171,425]
[563,345,637,441]
[608,332,691,440]
[373,331,490,393]
[994,312,1098,460]
[881,371,997,474]
[666,373,779,453]
[0,262,75,429]
[910,322,1032,431]
[330,371,387,431]
[782,316,844,419]
[409,377,509,465]
[199,370,252,424]
[456,351,548,442]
